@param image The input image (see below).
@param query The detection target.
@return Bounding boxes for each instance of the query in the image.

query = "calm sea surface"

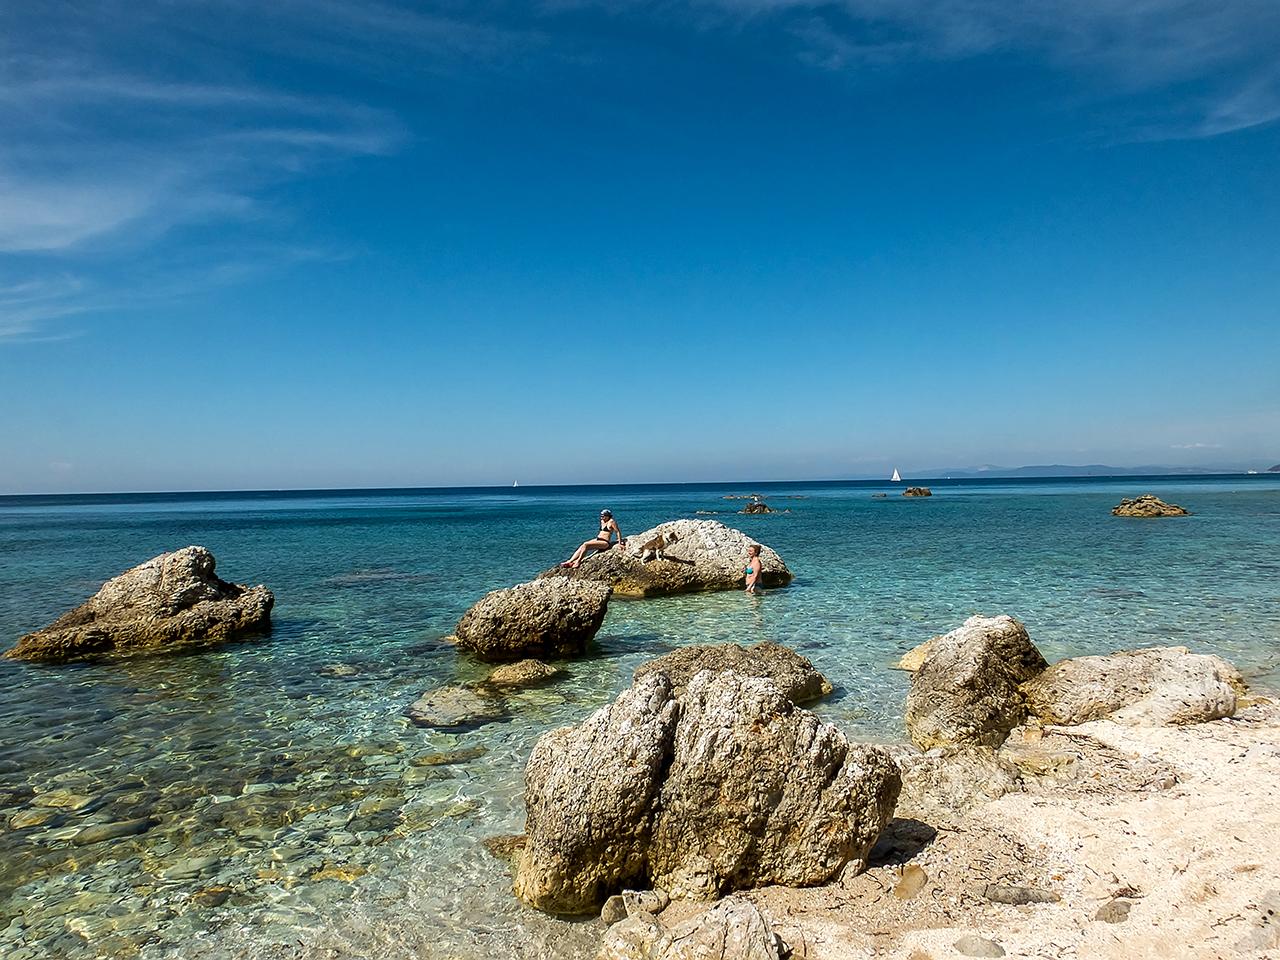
[1,476,1278,959]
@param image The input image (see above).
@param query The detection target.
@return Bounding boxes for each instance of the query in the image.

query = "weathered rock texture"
[514,674,680,914]
[903,487,932,497]
[904,615,1047,750]
[598,897,784,960]
[1022,646,1245,726]
[5,546,272,662]
[633,642,832,705]
[514,669,900,914]
[538,519,792,598]
[1111,494,1189,517]
[453,579,611,661]
[485,659,562,689]
[649,671,900,900]
[890,745,1023,828]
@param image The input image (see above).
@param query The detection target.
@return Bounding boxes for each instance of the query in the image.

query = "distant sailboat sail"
[513,481,519,488]
[891,468,901,482]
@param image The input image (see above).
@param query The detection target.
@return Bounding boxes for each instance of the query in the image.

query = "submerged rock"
[903,487,932,497]
[5,546,272,663]
[633,641,833,705]
[514,670,900,914]
[404,684,503,730]
[453,579,611,661]
[1022,646,1244,726]
[538,519,792,598]
[1111,494,1189,517]
[904,615,1047,750]
[598,897,784,960]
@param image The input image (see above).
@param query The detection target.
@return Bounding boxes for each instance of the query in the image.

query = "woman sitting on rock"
[561,510,625,568]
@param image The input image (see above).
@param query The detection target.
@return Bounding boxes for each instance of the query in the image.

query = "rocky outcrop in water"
[485,659,562,689]
[1111,495,1189,517]
[904,615,1047,749]
[453,579,611,661]
[903,487,932,497]
[513,669,900,914]
[1022,646,1245,726]
[5,546,273,663]
[739,501,775,514]
[633,641,832,705]
[538,519,791,598]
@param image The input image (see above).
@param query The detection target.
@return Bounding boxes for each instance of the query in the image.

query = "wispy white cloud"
[672,0,1280,139]
[1171,442,1223,450]
[0,1,539,342]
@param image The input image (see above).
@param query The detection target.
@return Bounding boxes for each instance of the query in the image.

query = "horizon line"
[1,468,1275,500]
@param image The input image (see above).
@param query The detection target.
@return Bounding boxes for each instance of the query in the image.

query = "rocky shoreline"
[489,615,1278,959]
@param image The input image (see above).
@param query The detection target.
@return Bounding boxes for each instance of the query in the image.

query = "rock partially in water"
[649,671,900,900]
[485,659,563,689]
[404,684,503,730]
[1112,494,1189,517]
[633,641,833,706]
[893,636,940,672]
[739,501,774,514]
[598,897,784,960]
[515,668,899,916]
[453,579,611,661]
[5,546,273,663]
[905,615,1047,750]
[1022,646,1244,726]
[903,487,932,497]
[538,519,792,598]
[515,674,680,915]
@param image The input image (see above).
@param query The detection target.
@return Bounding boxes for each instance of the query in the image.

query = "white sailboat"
[512,481,519,488]
[891,468,901,483]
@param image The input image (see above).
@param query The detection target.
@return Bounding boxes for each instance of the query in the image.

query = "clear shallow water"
[1,477,1278,959]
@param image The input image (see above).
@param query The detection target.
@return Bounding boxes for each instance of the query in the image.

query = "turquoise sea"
[1,476,1278,959]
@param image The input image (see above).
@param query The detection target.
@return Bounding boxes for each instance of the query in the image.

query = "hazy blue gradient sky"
[2,1,1278,493]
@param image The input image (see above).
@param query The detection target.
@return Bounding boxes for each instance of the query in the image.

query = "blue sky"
[1,1,1278,492]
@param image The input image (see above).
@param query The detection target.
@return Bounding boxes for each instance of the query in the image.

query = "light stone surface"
[538,519,791,597]
[1022,646,1245,726]
[904,615,1048,749]
[633,641,832,705]
[5,546,273,662]
[453,579,611,661]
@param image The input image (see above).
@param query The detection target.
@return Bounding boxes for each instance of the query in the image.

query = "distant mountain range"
[916,463,1280,479]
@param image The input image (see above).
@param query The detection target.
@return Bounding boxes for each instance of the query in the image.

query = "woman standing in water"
[744,543,763,594]
[561,510,624,568]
